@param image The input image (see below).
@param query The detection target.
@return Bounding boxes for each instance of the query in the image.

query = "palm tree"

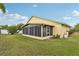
[0,3,6,13]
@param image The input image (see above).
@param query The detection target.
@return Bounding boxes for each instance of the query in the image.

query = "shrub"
[7,26,18,35]
[69,29,75,35]
[53,34,60,39]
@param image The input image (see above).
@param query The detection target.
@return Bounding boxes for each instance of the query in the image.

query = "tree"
[1,25,8,29]
[7,26,17,34]
[0,25,8,29]
[74,23,79,31]
[0,3,6,13]
[16,23,23,32]
[69,29,75,35]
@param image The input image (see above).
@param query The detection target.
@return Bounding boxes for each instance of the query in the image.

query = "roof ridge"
[32,16,71,27]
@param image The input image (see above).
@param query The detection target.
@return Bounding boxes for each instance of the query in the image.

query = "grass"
[0,33,79,56]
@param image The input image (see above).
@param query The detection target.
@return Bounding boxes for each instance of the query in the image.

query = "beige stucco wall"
[53,25,62,36]
[60,26,70,38]
[26,16,70,38]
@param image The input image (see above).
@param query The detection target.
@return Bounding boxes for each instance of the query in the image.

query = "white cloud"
[3,13,28,20]
[0,13,29,25]
[63,10,79,20]
[33,4,38,7]
[72,10,79,17]
[63,16,71,20]
[13,13,24,19]
[22,19,28,24]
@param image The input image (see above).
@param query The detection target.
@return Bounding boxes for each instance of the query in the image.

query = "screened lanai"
[23,24,53,37]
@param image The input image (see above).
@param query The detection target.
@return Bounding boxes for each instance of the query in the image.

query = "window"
[23,25,41,37]
[43,26,46,37]
[47,26,50,36]
[35,25,41,37]
[23,25,53,37]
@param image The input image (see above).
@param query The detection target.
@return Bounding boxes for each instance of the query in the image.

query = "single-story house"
[22,16,71,40]
[0,30,9,34]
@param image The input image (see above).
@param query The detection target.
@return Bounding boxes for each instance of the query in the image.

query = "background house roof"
[0,30,9,34]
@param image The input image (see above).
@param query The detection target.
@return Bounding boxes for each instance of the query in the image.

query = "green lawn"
[0,33,79,56]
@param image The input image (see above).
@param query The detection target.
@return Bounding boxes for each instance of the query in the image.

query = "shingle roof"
[23,16,71,28]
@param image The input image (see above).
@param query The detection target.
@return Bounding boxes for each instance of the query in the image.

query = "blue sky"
[0,3,79,27]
